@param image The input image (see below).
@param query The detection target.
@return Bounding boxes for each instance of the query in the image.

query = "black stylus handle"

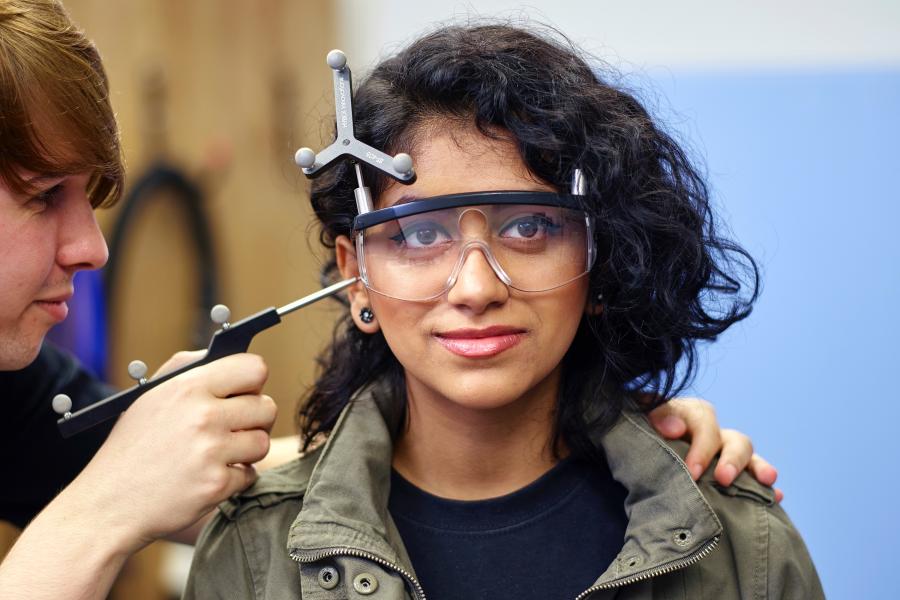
[57,308,280,438]
[55,277,357,438]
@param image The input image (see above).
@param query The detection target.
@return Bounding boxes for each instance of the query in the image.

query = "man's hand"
[0,352,276,600]
[78,352,276,549]
[649,397,783,502]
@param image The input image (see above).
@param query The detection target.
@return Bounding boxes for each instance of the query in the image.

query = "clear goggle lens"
[357,202,595,301]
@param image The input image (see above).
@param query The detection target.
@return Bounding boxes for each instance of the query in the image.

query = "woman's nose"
[446,245,509,313]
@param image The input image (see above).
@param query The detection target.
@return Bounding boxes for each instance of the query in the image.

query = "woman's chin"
[405,367,558,414]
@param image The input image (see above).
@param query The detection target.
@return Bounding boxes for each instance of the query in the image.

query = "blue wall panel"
[648,70,900,598]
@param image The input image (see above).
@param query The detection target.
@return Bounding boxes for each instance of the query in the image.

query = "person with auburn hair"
[185,24,822,600]
[0,2,275,599]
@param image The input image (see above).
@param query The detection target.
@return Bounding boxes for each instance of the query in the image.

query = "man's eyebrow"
[23,174,66,187]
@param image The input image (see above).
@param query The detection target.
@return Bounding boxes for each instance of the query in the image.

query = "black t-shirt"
[389,456,629,600]
[0,343,114,529]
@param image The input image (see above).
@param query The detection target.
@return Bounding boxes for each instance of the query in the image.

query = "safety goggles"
[352,191,596,302]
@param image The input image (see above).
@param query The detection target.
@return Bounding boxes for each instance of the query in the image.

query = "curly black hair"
[299,23,759,460]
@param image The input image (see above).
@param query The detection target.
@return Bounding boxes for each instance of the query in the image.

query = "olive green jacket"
[184,388,824,599]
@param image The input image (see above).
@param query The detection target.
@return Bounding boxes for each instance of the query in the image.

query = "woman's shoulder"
[183,447,324,599]
[217,445,324,521]
[664,439,824,599]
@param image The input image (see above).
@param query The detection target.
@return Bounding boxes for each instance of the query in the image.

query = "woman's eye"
[391,222,451,248]
[515,219,539,238]
[500,214,558,239]
[413,227,437,245]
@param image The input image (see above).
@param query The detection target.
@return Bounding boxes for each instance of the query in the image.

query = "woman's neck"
[391,368,565,500]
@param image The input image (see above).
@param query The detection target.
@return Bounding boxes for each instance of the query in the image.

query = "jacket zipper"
[292,536,718,600]
[291,547,427,600]
[574,536,720,600]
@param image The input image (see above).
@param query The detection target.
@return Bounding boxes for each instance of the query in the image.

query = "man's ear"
[336,235,380,334]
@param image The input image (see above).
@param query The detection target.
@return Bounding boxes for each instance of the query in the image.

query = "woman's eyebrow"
[385,193,421,207]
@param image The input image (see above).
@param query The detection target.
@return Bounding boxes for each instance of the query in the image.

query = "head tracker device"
[293,49,416,215]
[293,50,586,223]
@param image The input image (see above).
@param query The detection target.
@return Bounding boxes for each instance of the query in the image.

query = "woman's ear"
[584,290,604,317]
[336,235,380,334]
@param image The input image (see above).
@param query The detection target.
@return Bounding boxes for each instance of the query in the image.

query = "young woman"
[185,24,823,599]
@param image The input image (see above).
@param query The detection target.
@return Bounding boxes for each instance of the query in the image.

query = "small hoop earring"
[359,307,375,324]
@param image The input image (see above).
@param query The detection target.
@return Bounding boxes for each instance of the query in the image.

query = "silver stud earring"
[596,292,604,302]
[359,307,375,324]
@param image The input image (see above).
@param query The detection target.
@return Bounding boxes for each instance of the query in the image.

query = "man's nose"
[446,244,509,313]
[57,195,109,272]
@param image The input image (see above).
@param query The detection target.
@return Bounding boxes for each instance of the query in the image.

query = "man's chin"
[0,333,45,371]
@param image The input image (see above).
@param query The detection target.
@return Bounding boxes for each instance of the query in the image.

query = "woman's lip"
[434,331,525,357]
[436,326,526,339]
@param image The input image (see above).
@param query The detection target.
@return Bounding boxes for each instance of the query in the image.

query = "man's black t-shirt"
[0,343,114,529]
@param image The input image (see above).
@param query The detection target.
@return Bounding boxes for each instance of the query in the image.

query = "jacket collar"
[287,386,722,587]
[590,411,722,583]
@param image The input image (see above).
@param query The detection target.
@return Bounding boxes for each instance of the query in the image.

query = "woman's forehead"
[378,128,554,208]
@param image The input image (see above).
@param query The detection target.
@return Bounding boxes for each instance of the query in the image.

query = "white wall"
[336,0,900,71]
